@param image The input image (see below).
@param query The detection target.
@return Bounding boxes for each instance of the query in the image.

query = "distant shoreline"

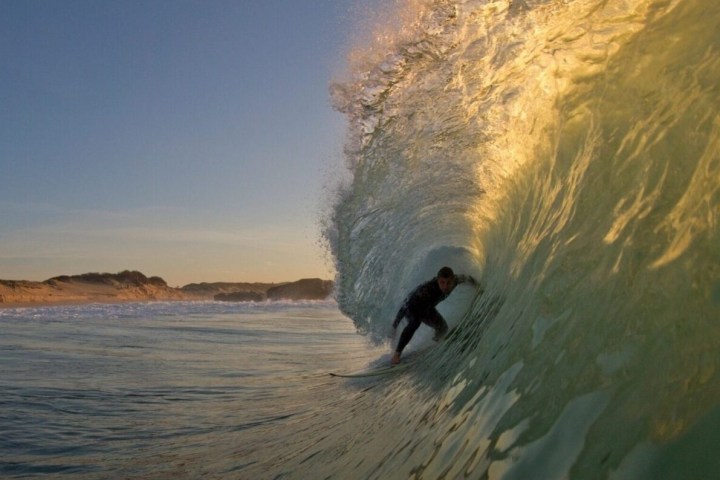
[0,270,334,308]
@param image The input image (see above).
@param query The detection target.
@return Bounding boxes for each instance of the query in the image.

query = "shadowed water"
[0,301,386,478]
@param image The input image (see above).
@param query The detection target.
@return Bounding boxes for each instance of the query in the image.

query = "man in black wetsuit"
[391,266,478,364]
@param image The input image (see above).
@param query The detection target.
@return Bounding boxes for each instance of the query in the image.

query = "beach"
[0,271,333,308]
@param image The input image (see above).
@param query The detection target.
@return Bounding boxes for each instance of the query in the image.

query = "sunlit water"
[324,0,720,478]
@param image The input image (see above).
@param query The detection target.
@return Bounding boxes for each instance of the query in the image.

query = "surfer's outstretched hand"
[468,276,486,295]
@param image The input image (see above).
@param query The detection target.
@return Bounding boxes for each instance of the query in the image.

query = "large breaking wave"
[321,0,720,478]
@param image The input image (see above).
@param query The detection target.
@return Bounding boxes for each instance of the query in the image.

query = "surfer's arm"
[456,274,485,294]
[455,274,477,285]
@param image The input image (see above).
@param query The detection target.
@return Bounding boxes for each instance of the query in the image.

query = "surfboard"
[328,346,428,378]
[329,360,413,378]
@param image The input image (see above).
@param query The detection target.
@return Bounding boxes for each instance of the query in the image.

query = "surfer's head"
[436,266,455,294]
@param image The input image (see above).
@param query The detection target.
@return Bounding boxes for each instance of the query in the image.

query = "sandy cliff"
[266,278,334,301]
[0,271,335,307]
[0,271,189,307]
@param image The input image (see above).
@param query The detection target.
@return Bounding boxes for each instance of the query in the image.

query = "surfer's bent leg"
[395,312,422,355]
[424,309,448,341]
[392,305,408,329]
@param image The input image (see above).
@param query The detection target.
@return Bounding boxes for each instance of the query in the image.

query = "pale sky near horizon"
[1,0,370,286]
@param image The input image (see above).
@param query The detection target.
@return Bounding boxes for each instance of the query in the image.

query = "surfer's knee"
[433,322,448,341]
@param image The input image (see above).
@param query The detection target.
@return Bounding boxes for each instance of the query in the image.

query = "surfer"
[391,266,478,364]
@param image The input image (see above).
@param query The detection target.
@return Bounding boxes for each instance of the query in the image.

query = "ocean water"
[324,0,719,478]
[0,301,388,478]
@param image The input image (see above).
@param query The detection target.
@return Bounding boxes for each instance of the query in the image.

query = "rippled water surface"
[0,301,386,478]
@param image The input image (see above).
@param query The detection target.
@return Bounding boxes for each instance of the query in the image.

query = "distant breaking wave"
[324,0,720,477]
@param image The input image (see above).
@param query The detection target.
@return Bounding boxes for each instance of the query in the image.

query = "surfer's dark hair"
[437,266,455,278]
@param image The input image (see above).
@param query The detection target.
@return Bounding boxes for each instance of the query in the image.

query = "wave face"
[326,0,720,477]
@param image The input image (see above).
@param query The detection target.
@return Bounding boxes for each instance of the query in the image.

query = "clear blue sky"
[1,0,364,285]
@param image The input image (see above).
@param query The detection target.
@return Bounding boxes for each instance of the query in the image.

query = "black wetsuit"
[392,278,454,355]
